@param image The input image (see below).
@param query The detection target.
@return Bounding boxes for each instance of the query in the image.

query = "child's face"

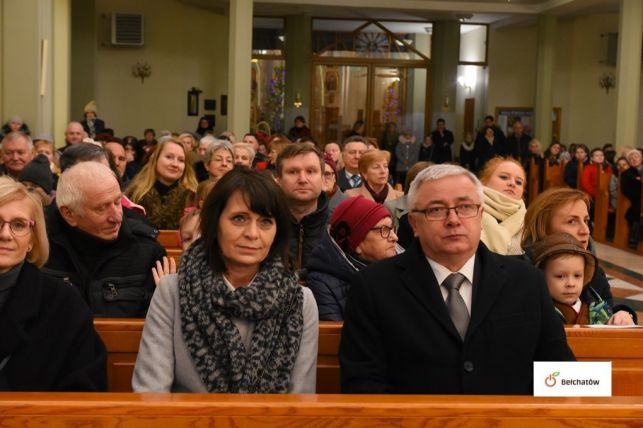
[180,215,200,251]
[543,254,584,306]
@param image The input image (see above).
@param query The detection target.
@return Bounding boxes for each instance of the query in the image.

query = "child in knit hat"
[531,233,635,325]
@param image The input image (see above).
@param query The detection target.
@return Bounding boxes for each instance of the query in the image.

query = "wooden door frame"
[311,59,431,143]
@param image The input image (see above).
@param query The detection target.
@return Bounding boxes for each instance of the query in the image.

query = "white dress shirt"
[426,255,476,315]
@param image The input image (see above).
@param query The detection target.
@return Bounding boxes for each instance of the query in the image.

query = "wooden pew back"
[1,393,642,427]
[527,157,540,205]
[94,319,643,395]
[157,229,183,264]
[614,175,632,249]
[543,160,565,190]
[592,164,611,242]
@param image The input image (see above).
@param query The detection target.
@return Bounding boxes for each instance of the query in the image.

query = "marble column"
[227,0,253,137]
[615,0,642,148]
[534,14,556,144]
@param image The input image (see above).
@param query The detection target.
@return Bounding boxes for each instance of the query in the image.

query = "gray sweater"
[132,274,319,393]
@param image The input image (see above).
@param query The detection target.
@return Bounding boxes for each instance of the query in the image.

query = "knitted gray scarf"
[178,242,303,393]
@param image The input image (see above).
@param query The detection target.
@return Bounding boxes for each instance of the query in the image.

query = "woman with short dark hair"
[133,168,319,392]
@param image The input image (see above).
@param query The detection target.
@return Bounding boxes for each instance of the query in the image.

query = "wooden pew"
[94,319,643,396]
[94,318,144,392]
[614,175,632,249]
[156,229,183,263]
[543,160,565,190]
[566,327,643,396]
[527,157,540,206]
[156,229,179,249]
[1,393,642,427]
[577,160,584,189]
[592,164,611,243]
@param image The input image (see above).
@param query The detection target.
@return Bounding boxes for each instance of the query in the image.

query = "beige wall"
[1,0,41,132]
[554,13,620,149]
[487,12,642,150]
[486,25,538,116]
[88,0,228,138]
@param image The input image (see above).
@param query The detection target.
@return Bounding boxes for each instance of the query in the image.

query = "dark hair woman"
[133,168,319,393]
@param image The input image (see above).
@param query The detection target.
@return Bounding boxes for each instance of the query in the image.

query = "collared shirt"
[426,254,476,315]
[572,299,582,314]
[344,170,361,187]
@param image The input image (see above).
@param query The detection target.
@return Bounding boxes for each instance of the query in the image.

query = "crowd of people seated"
[0,111,640,394]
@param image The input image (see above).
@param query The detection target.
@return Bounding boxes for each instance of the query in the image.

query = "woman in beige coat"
[345,149,403,204]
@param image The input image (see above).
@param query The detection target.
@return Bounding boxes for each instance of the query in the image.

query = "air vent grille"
[111,13,144,46]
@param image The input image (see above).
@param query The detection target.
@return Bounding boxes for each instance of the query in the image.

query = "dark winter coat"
[620,166,642,224]
[304,230,365,320]
[563,158,588,189]
[430,129,454,164]
[0,262,107,391]
[43,205,166,317]
[289,192,330,272]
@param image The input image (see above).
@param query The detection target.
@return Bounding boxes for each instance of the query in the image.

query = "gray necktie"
[442,273,470,340]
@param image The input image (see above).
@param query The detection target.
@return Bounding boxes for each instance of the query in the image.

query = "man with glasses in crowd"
[339,164,574,394]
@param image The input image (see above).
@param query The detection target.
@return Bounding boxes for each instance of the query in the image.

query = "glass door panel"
[372,67,426,143]
[311,65,368,145]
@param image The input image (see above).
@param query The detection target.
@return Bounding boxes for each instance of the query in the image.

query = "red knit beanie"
[323,152,337,176]
[330,196,391,252]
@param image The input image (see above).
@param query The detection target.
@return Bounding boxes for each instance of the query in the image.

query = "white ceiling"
[180,0,620,27]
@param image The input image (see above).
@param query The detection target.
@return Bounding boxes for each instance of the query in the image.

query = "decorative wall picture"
[324,68,340,104]
[204,99,216,111]
[187,87,202,116]
[495,107,533,136]
[221,95,228,116]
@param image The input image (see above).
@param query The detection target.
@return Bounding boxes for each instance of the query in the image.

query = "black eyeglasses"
[371,225,394,239]
[412,204,481,221]
[323,171,335,178]
[0,218,34,236]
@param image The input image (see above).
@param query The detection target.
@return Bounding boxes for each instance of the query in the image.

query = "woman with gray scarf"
[133,168,319,393]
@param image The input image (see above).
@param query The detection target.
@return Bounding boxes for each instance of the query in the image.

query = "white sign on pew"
[534,361,611,397]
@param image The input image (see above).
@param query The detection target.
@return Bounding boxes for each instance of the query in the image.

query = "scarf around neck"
[364,181,389,204]
[480,186,526,255]
[178,241,304,393]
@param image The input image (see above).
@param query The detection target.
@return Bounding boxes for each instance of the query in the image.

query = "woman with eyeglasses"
[305,196,401,320]
[0,177,106,391]
[478,157,527,256]
[321,153,347,214]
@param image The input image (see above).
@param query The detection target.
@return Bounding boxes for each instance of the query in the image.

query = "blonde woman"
[0,177,106,390]
[126,138,198,229]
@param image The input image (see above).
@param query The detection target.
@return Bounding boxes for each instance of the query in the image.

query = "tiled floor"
[594,241,643,322]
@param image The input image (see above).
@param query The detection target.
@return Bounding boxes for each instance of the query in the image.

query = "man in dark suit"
[340,164,574,395]
[430,118,454,164]
[500,120,531,161]
[336,136,367,192]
